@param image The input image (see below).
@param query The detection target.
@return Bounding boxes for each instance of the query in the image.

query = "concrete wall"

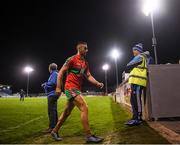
[115,64,180,120]
[147,64,180,119]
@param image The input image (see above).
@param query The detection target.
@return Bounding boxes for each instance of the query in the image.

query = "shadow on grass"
[110,99,169,144]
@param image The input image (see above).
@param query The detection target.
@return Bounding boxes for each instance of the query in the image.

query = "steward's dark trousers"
[130,84,144,120]
[48,95,59,129]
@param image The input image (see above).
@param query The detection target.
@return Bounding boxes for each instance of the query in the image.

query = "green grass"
[0,96,169,144]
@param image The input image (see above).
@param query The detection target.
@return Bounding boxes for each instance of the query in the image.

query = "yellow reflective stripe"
[129,75,147,80]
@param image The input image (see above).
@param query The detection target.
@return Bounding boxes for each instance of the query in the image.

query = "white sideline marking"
[0,116,44,133]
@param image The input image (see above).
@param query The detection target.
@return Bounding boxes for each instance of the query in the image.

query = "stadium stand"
[0,84,12,97]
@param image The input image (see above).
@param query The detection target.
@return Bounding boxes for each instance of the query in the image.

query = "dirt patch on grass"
[24,133,85,144]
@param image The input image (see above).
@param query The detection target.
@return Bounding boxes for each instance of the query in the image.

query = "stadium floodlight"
[102,64,109,71]
[24,66,34,73]
[111,49,120,60]
[142,0,160,64]
[111,48,120,88]
[102,64,109,95]
[142,0,160,16]
[24,66,34,97]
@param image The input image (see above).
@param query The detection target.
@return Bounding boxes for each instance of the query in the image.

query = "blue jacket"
[126,51,154,73]
[126,55,143,73]
[42,70,58,97]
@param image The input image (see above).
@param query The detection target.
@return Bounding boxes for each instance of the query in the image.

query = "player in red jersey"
[51,41,104,143]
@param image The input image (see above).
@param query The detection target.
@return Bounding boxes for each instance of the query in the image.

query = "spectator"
[19,89,25,101]
[42,63,59,133]
[125,43,148,126]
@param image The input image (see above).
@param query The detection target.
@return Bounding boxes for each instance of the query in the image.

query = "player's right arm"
[56,57,73,96]
[56,65,68,96]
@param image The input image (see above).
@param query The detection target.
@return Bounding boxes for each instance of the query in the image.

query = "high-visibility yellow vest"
[128,54,147,87]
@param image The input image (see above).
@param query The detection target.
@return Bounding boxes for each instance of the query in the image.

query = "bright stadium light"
[24,66,34,97]
[24,66,34,73]
[142,0,160,64]
[111,49,120,60]
[102,64,109,71]
[142,0,160,16]
[111,48,120,88]
[102,64,110,95]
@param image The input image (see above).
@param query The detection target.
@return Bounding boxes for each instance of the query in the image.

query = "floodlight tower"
[102,64,109,95]
[24,66,34,97]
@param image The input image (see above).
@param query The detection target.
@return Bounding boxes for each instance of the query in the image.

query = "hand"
[41,83,46,88]
[55,87,61,96]
[97,82,104,89]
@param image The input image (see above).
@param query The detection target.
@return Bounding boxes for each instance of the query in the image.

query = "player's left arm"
[85,65,104,89]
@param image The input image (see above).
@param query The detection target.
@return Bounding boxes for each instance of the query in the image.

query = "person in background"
[42,63,59,133]
[125,43,148,126]
[143,51,155,65]
[19,89,25,101]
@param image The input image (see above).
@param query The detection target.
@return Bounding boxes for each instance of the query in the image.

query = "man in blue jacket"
[42,63,59,133]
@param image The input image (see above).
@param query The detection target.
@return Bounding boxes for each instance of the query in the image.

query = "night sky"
[0,0,180,93]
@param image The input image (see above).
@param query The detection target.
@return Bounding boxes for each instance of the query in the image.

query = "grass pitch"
[0,96,168,144]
